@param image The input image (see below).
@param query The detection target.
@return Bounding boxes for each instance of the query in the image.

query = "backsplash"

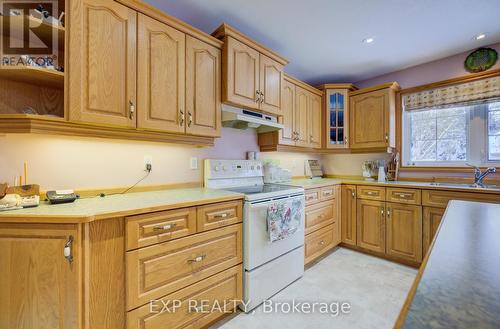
[321,153,390,177]
[0,128,319,190]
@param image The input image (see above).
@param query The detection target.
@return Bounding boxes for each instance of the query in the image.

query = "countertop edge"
[0,194,244,224]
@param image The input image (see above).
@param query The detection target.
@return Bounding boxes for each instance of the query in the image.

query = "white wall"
[0,128,318,190]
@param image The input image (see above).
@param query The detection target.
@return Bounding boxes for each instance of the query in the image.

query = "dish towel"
[266,198,304,243]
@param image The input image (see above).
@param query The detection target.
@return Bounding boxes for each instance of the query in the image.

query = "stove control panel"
[204,159,263,188]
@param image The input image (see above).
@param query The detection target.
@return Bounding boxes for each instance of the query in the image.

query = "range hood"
[221,105,284,133]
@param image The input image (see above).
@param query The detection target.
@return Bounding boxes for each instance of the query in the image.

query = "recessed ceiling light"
[475,33,486,40]
[363,37,374,44]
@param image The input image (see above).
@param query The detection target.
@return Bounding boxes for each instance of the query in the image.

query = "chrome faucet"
[468,165,496,187]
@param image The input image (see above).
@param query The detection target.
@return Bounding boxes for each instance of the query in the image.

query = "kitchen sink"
[429,182,500,190]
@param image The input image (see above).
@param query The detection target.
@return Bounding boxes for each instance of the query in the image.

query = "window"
[403,99,500,166]
[488,102,500,161]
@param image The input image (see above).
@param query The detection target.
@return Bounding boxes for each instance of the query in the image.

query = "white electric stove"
[204,159,305,312]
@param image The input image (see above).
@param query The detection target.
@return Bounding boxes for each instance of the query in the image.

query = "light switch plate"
[190,157,198,170]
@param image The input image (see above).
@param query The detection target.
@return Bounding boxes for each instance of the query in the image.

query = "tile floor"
[212,248,417,329]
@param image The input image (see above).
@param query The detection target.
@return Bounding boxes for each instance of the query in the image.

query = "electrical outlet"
[190,157,198,170]
[144,155,153,172]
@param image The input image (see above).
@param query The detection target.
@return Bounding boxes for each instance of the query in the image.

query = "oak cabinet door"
[224,37,260,110]
[0,224,79,329]
[309,93,322,148]
[295,87,310,147]
[69,0,137,127]
[185,35,221,137]
[386,203,423,262]
[341,185,357,246]
[423,207,445,256]
[137,14,186,133]
[279,79,296,145]
[356,199,385,253]
[350,89,390,149]
[259,54,283,115]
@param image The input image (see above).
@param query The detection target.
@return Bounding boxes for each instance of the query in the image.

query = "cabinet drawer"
[126,224,242,310]
[305,222,338,265]
[305,200,335,235]
[320,186,336,201]
[386,187,421,205]
[305,188,320,205]
[357,186,386,201]
[126,208,197,250]
[197,200,242,232]
[422,190,500,208]
[127,265,242,329]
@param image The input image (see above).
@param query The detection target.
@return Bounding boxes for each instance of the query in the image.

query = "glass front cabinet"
[318,84,357,149]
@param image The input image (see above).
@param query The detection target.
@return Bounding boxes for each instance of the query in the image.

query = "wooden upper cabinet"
[69,0,137,127]
[341,185,357,246]
[279,78,296,145]
[357,199,386,253]
[349,82,399,149]
[224,37,260,110]
[0,224,79,329]
[309,93,322,148]
[259,54,283,115]
[385,202,422,262]
[318,84,357,149]
[185,36,221,137]
[137,14,185,133]
[213,24,288,115]
[295,87,310,147]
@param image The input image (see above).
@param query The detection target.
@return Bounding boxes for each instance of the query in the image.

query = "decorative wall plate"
[464,47,498,73]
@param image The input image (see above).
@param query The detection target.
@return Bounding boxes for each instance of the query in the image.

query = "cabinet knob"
[385,133,389,141]
[153,223,177,232]
[351,191,355,198]
[64,235,74,264]
[319,240,325,246]
[260,91,265,103]
[179,110,185,126]
[380,208,384,216]
[188,254,207,263]
[188,111,193,127]
[255,90,261,103]
[129,100,135,119]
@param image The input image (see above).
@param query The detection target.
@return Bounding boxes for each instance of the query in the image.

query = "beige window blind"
[403,75,500,111]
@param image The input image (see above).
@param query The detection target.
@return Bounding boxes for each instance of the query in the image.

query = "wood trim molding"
[349,82,400,96]
[399,67,500,95]
[395,68,500,181]
[115,0,223,48]
[212,23,289,65]
[0,115,215,146]
[284,74,323,96]
[316,83,358,91]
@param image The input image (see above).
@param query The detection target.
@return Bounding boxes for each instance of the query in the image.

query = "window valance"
[403,75,500,111]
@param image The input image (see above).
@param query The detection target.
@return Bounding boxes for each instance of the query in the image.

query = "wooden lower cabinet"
[304,185,341,266]
[341,185,357,246]
[356,199,385,253]
[422,207,445,256]
[127,265,242,329]
[305,200,335,234]
[0,224,80,329]
[305,221,339,265]
[385,203,422,262]
[126,224,242,309]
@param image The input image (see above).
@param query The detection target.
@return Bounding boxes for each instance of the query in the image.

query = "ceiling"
[145,0,500,85]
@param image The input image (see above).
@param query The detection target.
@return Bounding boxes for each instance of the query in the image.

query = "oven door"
[244,193,305,271]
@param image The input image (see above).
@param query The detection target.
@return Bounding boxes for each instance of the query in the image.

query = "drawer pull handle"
[306,196,314,200]
[318,214,325,219]
[323,191,332,196]
[214,213,228,219]
[366,191,377,195]
[188,254,206,263]
[64,235,74,264]
[319,240,325,246]
[153,223,177,231]
[396,193,410,198]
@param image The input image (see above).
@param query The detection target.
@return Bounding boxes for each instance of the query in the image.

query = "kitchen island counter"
[395,200,500,329]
